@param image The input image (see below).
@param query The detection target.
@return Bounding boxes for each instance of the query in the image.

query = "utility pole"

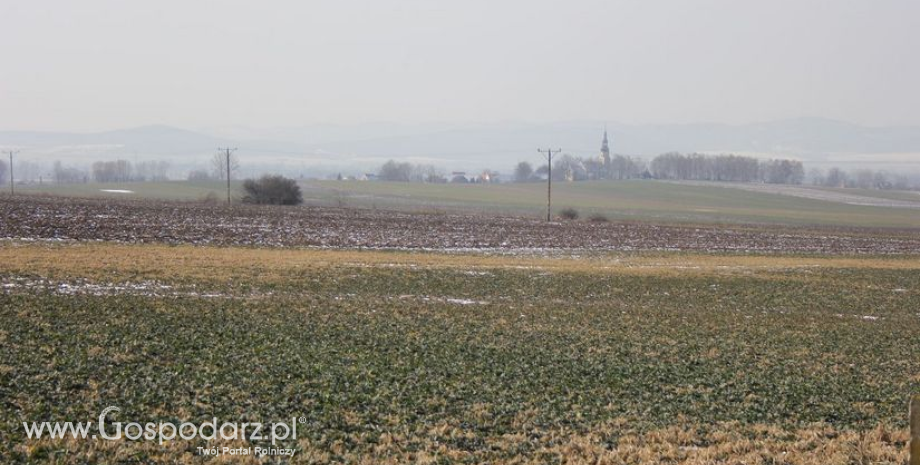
[538,148,561,222]
[217,147,237,205]
[8,151,18,196]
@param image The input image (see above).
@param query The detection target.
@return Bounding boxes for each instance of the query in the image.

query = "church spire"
[599,126,611,166]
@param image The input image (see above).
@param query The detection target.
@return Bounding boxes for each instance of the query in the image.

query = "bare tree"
[815,167,906,190]
[187,169,212,181]
[872,171,892,190]
[824,167,848,188]
[53,160,86,183]
[378,160,413,182]
[609,154,646,180]
[211,152,240,181]
[16,160,43,183]
[513,161,534,182]
[807,168,825,186]
[761,159,804,184]
[91,160,133,183]
[135,160,171,181]
[410,164,443,183]
[534,164,549,179]
[582,158,604,180]
[552,154,586,182]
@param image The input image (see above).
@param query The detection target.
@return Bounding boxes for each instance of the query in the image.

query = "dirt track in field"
[2,195,918,254]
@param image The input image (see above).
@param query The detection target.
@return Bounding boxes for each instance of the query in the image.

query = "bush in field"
[242,175,303,205]
[587,213,609,223]
[558,208,579,220]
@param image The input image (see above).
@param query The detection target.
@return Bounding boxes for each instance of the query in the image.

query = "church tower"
[599,127,611,166]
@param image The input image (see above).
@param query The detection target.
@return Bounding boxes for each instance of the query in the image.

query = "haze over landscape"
[6,3,920,464]
[2,119,920,177]
[2,0,919,177]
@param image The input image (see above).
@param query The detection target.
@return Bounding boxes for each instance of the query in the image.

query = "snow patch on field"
[398,294,491,305]
[835,313,883,322]
[0,276,237,298]
[462,270,490,275]
[445,297,489,305]
[99,189,135,194]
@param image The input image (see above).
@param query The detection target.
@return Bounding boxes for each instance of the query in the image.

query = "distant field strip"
[2,242,920,283]
[305,179,920,227]
[3,196,920,253]
[673,180,920,209]
[13,178,920,227]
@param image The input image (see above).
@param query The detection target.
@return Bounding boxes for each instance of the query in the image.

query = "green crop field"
[1,243,918,463]
[14,179,920,228]
[302,180,920,228]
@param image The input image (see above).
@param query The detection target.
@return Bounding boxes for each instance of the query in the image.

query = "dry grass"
[1,241,918,284]
[14,422,908,464]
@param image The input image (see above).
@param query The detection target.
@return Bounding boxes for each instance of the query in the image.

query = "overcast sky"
[1,0,918,132]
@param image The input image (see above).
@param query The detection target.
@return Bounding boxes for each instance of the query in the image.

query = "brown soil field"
[2,195,918,255]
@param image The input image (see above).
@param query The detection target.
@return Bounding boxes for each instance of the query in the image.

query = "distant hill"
[211,118,920,170]
[2,118,919,174]
[293,118,920,160]
[0,125,225,154]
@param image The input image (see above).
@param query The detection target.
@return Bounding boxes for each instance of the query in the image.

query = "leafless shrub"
[559,208,579,220]
[588,213,609,223]
[242,175,303,206]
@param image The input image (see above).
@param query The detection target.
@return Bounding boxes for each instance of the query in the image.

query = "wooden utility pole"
[8,151,18,195]
[538,148,561,222]
[217,147,237,205]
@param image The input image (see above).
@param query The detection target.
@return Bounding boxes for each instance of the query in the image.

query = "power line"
[537,148,561,222]
[217,147,237,205]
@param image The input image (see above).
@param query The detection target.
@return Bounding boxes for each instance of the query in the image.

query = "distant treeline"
[650,153,804,184]
[367,153,919,191]
[511,152,804,185]
[3,154,918,193]
[808,167,914,190]
[514,154,646,182]
[377,160,447,183]
[90,160,170,183]
[528,154,648,182]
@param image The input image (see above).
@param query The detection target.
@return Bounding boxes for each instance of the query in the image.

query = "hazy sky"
[2,0,918,131]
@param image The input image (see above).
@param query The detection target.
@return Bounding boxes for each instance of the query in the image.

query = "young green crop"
[1,244,918,463]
